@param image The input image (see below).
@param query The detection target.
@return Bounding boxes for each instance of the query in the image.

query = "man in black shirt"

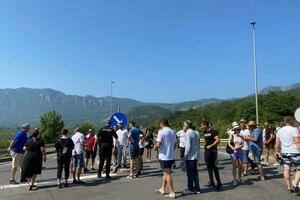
[201,120,222,191]
[95,120,118,179]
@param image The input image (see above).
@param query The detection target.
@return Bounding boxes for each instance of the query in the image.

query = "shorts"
[250,147,262,164]
[139,148,144,156]
[86,150,97,159]
[160,160,175,170]
[11,151,24,169]
[265,143,275,150]
[73,153,84,167]
[129,146,139,159]
[282,153,300,170]
[230,149,243,160]
[242,150,250,163]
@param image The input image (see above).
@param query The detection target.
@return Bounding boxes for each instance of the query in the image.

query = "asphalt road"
[0,149,298,200]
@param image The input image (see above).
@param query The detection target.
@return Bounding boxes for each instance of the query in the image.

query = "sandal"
[155,189,165,195]
[164,194,176,199]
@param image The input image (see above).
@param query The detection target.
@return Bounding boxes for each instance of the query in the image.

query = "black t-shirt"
[55,138,74,157]
[203,128,219,151]
[97,126,118,145]
[265,127,276,143]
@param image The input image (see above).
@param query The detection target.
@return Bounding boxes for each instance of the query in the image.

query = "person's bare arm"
[227,134,235,150]
[294,136,300,150]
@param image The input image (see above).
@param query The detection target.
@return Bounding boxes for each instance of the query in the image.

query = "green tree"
[39,110,64,143]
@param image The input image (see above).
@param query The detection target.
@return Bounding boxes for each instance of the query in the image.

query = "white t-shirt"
[116,129,128,146]
[157,127,177,160]
[72,132,84,155]
[277,126,300,154]
[176,130,186,148]
[240,129,251,150]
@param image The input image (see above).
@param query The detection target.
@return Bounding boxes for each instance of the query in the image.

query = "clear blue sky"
[0,0,299,103]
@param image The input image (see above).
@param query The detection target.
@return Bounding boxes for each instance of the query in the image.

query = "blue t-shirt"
[11,130,28,154]
[249,128,263,151]
[129,128,140,148]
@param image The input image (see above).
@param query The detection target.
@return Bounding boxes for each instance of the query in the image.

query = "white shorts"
[11,151,24,169]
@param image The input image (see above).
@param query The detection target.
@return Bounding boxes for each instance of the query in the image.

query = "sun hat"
[247,121,257,127]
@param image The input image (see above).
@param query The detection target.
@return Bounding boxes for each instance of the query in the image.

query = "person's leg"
[212,151,221,185]
[159,171,167,193]
[73,155,77,181]
[237,160,243,181]
[77,154,84,181]
[283,165,292,190]
[65,158,71,184]
[205,151,215,186]
[193,160,200,192]
[30,174,37,188]
[165,170,176,197]
[91,152,96,169]
[85,153,90,170]
[264,147,270,164]
[186,160,194,191]
[117,145,122,167]
[293,170,300,190]
[253,149,265,180]
[122,146,127,167]
[57,157,63,186]
[231,158,237,181]
[105,150,112,178]
[10,152,19,182]
[135,157,139,176]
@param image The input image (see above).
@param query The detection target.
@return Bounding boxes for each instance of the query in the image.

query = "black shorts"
[139,148,145,156]
[129,146,139,159]
[160,160,175,169]
[86,150,96,159]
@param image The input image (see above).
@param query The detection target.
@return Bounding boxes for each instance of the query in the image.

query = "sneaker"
[262,161,269,166]
[57,184,62,189]
[232,180,238,186]
[194,190,201,194]
[273,162,280,166]
[9,179,19,185]
[64,183,69,188]
[77,180,85,184]
[105,175,111,180]
[182,189,194,195]
[97,173,102,178]
[215,183,222,191]
[133,174,139,178]
[73,179,78,184]
[206,181,215,188]
[127,174,134,179]
[91,167,96,170]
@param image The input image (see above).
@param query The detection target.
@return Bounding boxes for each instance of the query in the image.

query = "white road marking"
[0,173,118,190]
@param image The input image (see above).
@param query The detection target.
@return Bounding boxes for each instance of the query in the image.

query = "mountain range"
[0,83,299,127]
[0,87,220,127]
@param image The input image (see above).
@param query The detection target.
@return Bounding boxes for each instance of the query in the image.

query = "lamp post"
[110,81,115,116]
[250,22,259,125]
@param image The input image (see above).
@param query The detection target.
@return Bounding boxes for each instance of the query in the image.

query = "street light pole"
[110,81,115,116]
[251,22,259,125]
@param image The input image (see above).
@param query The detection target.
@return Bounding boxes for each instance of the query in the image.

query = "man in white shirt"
[275,116,300,194]
[71,128,85,184]
[155,119,177,199]
[239,119,256,176]
[116,122,128,168]
[177,129,186,161]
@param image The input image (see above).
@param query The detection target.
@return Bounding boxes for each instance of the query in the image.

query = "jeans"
[117,144,127,167]
[186,160,200,191]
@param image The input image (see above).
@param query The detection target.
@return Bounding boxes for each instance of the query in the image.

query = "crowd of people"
[6,116,300,198]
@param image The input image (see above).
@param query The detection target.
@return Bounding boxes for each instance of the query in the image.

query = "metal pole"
[251,22,259,125]
[110,81,115,116]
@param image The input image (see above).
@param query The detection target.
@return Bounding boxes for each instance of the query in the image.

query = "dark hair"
[184,120,193,129]
[130,121,136,127]
[201,120,209,127]
[160,118,169,126]
[61,128,68,136]
[32,128,40,138]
